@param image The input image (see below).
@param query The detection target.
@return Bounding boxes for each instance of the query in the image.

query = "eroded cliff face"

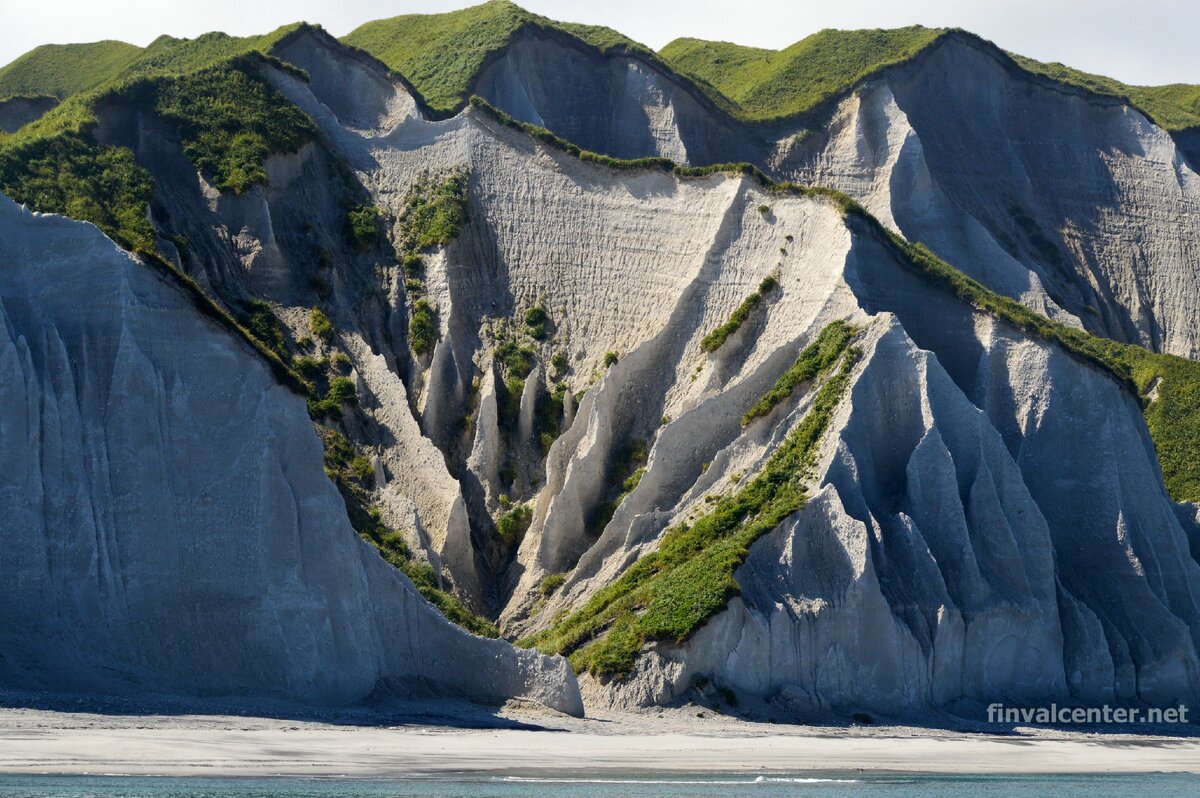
[3,26,1198,723]
[452,30,1200,362]
[782,36,1200,360]
[471,29,754,165]
[0,195,581,715]
[255,34,1200,717]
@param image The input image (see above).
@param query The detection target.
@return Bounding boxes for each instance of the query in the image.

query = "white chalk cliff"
[458,30,1200,361]
[1,22,1199,722]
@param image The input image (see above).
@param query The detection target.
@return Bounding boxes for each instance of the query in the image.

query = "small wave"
[499,775,859,785]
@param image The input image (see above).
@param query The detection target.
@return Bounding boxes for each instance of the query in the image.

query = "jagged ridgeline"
[1,0,1200,719]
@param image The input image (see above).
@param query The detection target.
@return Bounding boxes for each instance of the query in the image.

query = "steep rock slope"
[588,236,1200,714]
[261,37,1200,716]
[469,29,751,163]
[0,195,581,715]
[356,16,1200,362]
[782,34,1200,360]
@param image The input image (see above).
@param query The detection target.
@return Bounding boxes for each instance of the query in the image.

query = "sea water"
[0,773,1196,797]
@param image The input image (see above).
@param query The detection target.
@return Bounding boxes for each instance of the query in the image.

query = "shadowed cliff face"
[1,26,1198,723]
[0,194,582,715]
[471,29,755,165]
[0,95,57,133]
[785,37,1200,361]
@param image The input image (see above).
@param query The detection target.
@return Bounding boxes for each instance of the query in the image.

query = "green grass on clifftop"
[0,53,315,250]
[148,56,317,193]
[341,0,654,113]
[660,26,947,122]
[0,41,143,100]
[1009,55,1200,131]
[0,26,304,105]
[0,132,155,250]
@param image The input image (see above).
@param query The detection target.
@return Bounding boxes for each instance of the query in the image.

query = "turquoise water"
[0,773,1196,797]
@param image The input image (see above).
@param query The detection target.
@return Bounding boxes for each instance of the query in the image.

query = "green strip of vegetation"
[848,213,1200,501]
[469,96,677,171]
[323,426,498,638]
[1010,55,1200,132]
[519,324,860,677]
[700,274,778,353]
[245,299,291,362]
[585,439,647,536]
[136,249,310,395]
[742,320,855,425]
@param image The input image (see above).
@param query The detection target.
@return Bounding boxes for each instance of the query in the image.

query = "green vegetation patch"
[660,27,947,122]
[0,41,143,100]
[309,307,334,343]
[347,203,381,248]
[409,299,438,356]
[496,337,536,378]
[539,572,566,596]
[397,170,469,252]
[520,324,860,677]
[524,302,550,339]
[700,273,779,353]
[0,131,155,250]
[496,503,533,543]
[742,320,855,425]
[245,299,290,362]
[661,28,1200,131]
[150,57,317,193]
[342,0,654,114]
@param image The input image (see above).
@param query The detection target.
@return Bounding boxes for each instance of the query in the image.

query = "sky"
[1,0,1197,87]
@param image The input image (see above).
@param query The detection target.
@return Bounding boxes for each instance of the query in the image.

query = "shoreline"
[1,705,1198,777]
